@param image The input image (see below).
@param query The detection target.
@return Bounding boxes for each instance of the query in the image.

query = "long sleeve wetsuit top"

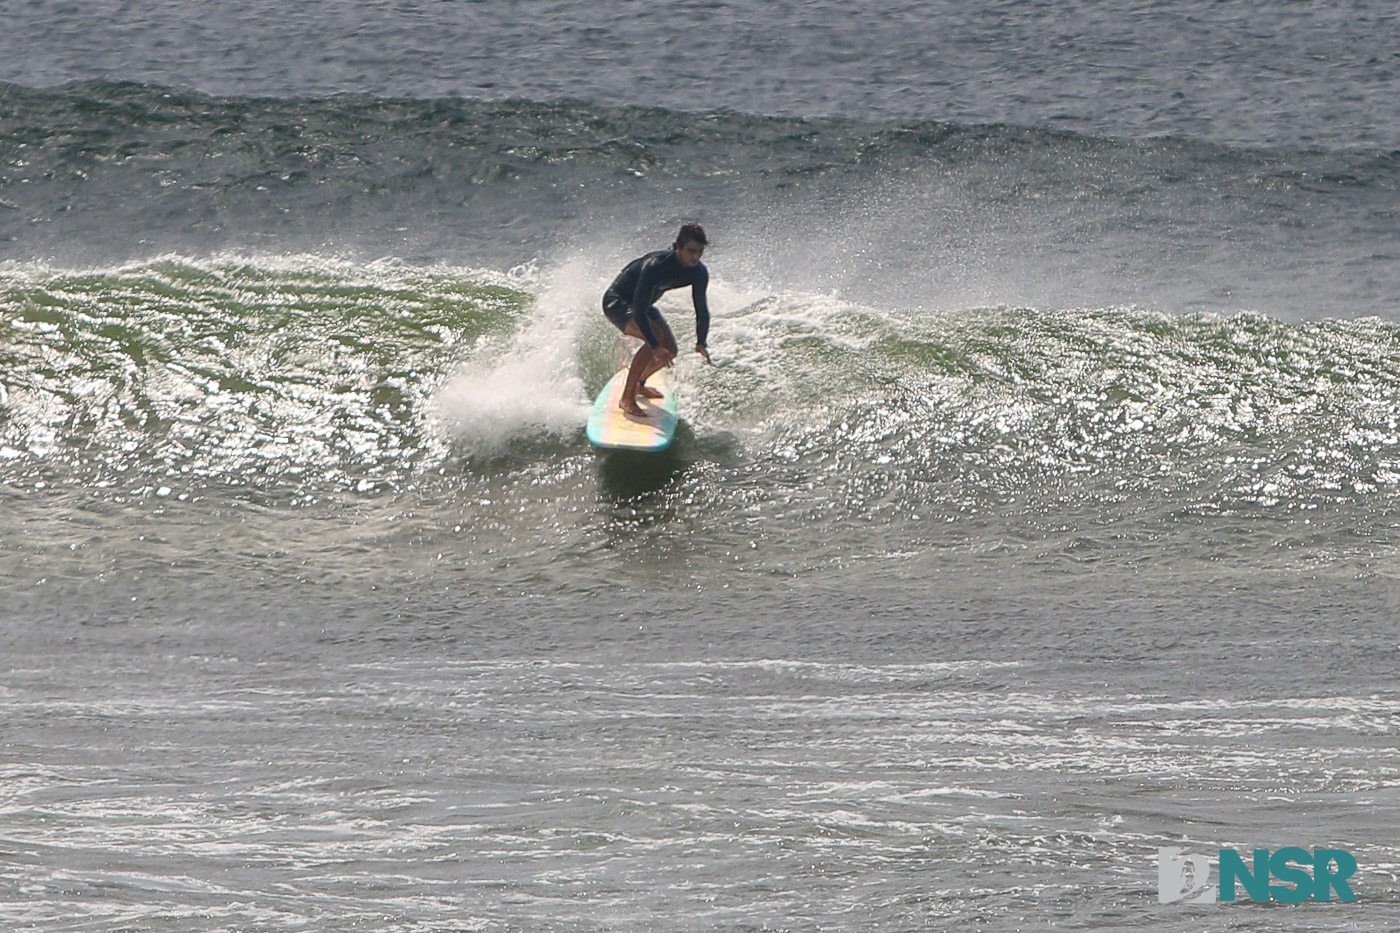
[604,249,710,349]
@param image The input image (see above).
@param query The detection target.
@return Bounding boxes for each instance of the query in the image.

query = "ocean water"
[3,3,1400,931]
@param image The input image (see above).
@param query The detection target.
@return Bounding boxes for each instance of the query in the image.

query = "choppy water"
[6,0,1400,150]
[3,3,1400,930]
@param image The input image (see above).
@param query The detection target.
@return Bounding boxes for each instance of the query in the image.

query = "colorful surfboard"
[585,368,678,451]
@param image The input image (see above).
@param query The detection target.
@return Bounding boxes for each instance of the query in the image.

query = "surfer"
[603,223,713,417]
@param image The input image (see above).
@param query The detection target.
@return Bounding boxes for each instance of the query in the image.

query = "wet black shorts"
[603,297,664,333]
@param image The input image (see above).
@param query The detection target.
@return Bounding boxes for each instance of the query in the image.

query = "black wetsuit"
[602,249,710,349]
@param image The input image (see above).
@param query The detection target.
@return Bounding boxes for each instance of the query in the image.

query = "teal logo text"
[1158,847,1358,903]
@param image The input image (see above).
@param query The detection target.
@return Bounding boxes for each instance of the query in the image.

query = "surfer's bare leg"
[619,320,657,415]
[621,342,652,416]
[636,318,678,396]
[621,320,669,399]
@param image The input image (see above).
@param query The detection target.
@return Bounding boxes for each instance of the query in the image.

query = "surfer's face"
[675,240,705,267]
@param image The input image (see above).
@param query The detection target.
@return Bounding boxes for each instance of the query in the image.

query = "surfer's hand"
[695,344,711,364]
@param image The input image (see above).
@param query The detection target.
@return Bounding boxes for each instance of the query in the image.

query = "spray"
[433,258,596,455]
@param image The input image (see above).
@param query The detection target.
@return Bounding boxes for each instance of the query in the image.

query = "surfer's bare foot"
[620,398,647,417]
[637,385,663,399]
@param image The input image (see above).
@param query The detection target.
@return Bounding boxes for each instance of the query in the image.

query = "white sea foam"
[433,258,595,455]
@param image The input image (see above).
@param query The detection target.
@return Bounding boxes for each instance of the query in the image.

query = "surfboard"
[586,367,678,451]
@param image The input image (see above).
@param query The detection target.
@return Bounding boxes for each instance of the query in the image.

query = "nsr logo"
[1159,847,1358,904]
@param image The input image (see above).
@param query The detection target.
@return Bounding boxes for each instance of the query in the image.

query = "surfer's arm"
[692,267,710,348]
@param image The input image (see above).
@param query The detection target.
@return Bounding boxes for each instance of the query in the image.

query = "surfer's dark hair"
[674,223,707,248]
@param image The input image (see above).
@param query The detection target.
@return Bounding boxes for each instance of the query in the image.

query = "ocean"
[2,2,1399,930]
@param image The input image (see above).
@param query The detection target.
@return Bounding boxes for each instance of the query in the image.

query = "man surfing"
[602,223,713,417]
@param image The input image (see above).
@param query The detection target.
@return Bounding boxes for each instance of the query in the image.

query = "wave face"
[5,256,1400,600]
